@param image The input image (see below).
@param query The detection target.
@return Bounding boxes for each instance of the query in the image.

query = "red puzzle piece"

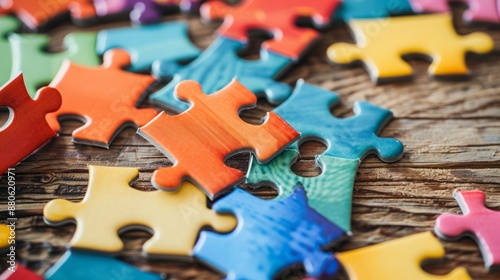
[139,79,299,199]
[0,0,96,31]
[0,263,43,280]
[435,190,500,270]
[200,0,339,59]
[0,74,61,174]
[46,49,158,148]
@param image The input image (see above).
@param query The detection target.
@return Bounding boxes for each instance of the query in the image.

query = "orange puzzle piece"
[0,74,61,174]
[139,79,299,199]
[0,0,96,31]
[200,0,339,59]
[46,49,158,148]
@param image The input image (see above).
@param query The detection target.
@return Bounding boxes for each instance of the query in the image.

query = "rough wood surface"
[1,7,500,280]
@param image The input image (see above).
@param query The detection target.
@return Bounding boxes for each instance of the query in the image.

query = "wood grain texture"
[1,6,500,280]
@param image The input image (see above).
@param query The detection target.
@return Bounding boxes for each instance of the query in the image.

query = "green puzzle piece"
[10,32,100,97]
[247,149,359,232]
[0,16,19,86]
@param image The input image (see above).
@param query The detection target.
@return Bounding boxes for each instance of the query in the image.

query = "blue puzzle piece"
[150,36,293,112]
[194,185,345,280]
[96,21,201,71]
[275,80,404,161]
[44,250,163,280]
[334,0,414,20]
[247,149,358,232]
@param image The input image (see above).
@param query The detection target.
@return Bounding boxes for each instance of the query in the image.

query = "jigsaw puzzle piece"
[275,80,403,161]
[327,13,494,83]
[140,79,299,199]
[0,74,62,174]
[43,165,236,256]
[9,32,100,97]
[435,190,500,270]
[337,232,472,280]
[0,0,96,31]
[94,0,180,24]
[194,185,346,279]
[45,49,157,148]
[0,224,10,249]
[96,21,201,71]
[44,250,162,280]
[247,150,358,232]
[410,0,500,23]
[200,0,339,59]
[0,263,43,280]
[0,16,19,86]
[150,36,293,112]
[334,0,414,20]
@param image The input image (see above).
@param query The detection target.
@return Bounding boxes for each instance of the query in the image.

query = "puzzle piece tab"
[43,165,236,256]
[275,80,404,161]
[194,185,346,279]
[9,32,100,97]
[46,49,157,148]
[0,74,62,174]
[44,250,162,280]
[435,190,500,270]
[337,232,472,280]
[327,13,494,83]
[334,0,414,20]
[410,0,500,23]
[0,16,19,86]
[96,21,201,71]
[0,0,96,31]
[247,150,358,232]
[140,79,299,199]
[94,0,180,24]
[200,0,339,59]
[0,263,43,280]
[150,36,293,112]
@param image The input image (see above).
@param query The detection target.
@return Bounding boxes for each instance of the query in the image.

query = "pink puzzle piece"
[410,0,500,23]
[435,190,500,270]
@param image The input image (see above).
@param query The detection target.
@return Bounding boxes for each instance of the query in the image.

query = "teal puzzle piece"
[45,250,163,280]
[247,149,358,231]
[0,16,19,86]
[150,36,293,112]
[275,80,404,161]
[96,21,201,71]
[334,0,413,20]
[9,32,100,97]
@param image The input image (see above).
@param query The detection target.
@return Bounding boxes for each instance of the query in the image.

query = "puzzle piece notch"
[336,232,472,280]
[0,16,19,86]
[435,190,500,270]
[46,49,158,148]
[275,80,404,161]
[247,149,359,231]
[0,74,62,174]
[150,36,293,112]
[44,250,163,280]
[96,21,201,71]
[409,0,500,23]
[334,0,414,20]
[0,0,96,31]
[9,32,100,97]
[0,263,43,280]
[43,165,236,256]
[94,0,181,24]
[194,185,346,279]
[140,79,299,199]
[200,0,340,59]
[327,13,494,83]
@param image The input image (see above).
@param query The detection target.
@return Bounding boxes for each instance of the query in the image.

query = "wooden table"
[1,6,499,280]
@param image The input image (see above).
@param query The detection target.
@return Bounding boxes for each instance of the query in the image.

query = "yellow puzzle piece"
[43,165,236,257]
[0,224,10,249]
[327,13,493,83]
[336,232,471,280]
